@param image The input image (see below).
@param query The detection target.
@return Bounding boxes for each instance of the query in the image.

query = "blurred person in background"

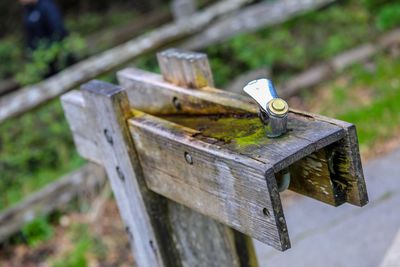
[19,0,72,77]
[20,0,67,51]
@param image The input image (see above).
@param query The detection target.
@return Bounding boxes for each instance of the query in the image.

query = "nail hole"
[184,152,193,165]
[103,129,113,145]
[116,166,125,182]
[262,208,270,217]
[172,97,182,111]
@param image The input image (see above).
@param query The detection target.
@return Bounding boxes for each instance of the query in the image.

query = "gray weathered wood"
[129,109,289,250]
[280,29,400,98]
[156,49,259,264]
[157,49,214,88]
[81,81,175,267]
[61,65,367,208]
[182,0,336,50]
[0,163,106,242]
[171,0,197,21]
[117,66,367,207]
[81,80,255,266]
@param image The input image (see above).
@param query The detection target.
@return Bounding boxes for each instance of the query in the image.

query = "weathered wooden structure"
[61,49,368,266]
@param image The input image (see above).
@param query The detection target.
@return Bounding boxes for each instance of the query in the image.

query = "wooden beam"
[182,0,336,50]
[117,66,367,207]
[81,80,256,266]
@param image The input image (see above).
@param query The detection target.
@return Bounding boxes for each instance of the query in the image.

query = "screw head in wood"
[184,152,193,165]
[172,96,182,111]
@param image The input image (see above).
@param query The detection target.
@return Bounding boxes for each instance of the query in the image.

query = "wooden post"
[171,0,197,21]
[80,51,259,266]
[62,48,368,266]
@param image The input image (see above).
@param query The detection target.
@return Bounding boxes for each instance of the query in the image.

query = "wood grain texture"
[82,81,173,267]
[118,68,255,116]
[117,68,367,207]
[80,80,255,266]
[155,48,259,265]
[129,110,289,250]
[289,149,346,206]
[157,49,214,88]
[290,109,368,206]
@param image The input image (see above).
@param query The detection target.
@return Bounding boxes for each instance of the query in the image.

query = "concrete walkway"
[254,148,400,267]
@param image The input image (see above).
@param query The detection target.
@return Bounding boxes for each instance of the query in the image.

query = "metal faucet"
[243,79,289,138]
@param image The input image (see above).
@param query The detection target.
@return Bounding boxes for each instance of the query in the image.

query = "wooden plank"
[61,91,102,165]
[291,109,368,206]
[129,110,289,250]
[81,81,255,266]
[182,0,336,50]
[117,67,367,206]
[289,149,346,206]
[81,81,173,267]
[171,0,196,21]
[0,163,106,242]
[157,49,214,88]
[70,68,366,207]
[155,48,260,264]
[118,68,255,115]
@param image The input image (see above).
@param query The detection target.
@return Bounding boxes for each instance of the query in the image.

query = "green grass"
[205,1,375,87]
[51,224,106,267]
[21,216,54,247]
[304,55,400,152]
[0,100,85,211]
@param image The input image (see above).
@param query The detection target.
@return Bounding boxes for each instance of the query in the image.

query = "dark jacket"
[23,0,67,50]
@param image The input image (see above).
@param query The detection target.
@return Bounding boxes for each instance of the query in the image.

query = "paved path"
[254,148,400,267]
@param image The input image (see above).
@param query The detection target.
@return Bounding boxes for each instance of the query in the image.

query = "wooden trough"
[61,49,368,266]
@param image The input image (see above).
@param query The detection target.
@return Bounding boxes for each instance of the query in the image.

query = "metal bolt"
[184,152,193,165]
[172,97,182,111]
[243,79,289,138]
[269,98,289,116]
[103,129,113,145]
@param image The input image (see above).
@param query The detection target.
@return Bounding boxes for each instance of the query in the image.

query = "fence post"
[81,63,258,266]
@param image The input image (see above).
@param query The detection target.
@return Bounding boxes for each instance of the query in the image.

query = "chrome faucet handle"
[243,79,289,138]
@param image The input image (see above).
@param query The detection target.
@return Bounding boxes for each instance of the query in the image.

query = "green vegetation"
[303,54,400,152]
[16,34,87,86]
[0,0,399,238]
[21,216,54,247]
[206,1,377,87]
[376,3,400,30]
[66,10,137,36]
[51,224,106,267]
[0,100,84,210]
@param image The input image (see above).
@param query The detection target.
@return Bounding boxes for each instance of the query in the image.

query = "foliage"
[361,0,396,11]
[21,216,54,247]
[15,34,87,86]
[51,224,105,267]
[0,100,85,211]
[66,10,136,36]
[0,36,24,79]
[376,3,400,30]
[304,54,400,152]
[206,1,374,87]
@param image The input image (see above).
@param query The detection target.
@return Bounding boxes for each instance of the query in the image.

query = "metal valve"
[243,79,289,138]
